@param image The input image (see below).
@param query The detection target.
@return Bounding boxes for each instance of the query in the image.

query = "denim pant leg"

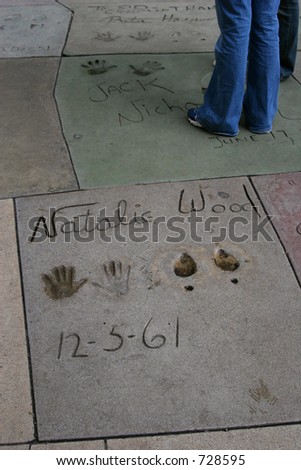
[278,0,299,79]
[244,0,280,133]
[196,0,251,136]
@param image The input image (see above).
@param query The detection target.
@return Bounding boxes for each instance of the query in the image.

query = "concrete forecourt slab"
[0,200,34,444]
[55,53,301,189]
[107,424,301,450]
[62,1,218,55]
[252,172,301,284]
[0,58,78,198]
[0,5,71,58]
[16,177,301,441]
[0,1,56,5]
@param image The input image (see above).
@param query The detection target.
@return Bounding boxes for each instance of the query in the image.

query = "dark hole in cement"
[174,253,197,277]
[214,249,240,271]
[184,285,194,291]
[231,278,239,284]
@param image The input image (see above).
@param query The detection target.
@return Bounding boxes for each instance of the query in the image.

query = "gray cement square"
[0,199,34,444]
[16,178,301,441]
[63,1,218,55]
[0,58,77,198]
[0,1,55,5]
[55,53,301,189]
[0,5,70,57]
[252,172,301,284]
[294,52,301,83]
[31,440,105,449]
[107,425,301,450]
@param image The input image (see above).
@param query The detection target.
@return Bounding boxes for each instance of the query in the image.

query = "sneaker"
[187,108,239,137]
[249,128,272,134]
[187,108,203,129]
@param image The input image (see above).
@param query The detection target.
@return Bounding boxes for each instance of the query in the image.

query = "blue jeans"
[278,0,299,80]
[196,0,280,136]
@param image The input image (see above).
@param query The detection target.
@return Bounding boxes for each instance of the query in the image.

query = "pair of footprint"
[174,249,240,278]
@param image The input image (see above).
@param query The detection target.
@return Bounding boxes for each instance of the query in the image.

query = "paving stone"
[252,172,301,284]
[110,425,301,450]
[31,440,105,449]
[16,178,301,441]
[0,199,34,444]
[0,1,55,5]
[0,58,77,198]
[63,1,218,55]
[0,444,30,449]
[293,51,301,83]
[108,425,301,450]
[0,5,70,58]
[55,53,301,189]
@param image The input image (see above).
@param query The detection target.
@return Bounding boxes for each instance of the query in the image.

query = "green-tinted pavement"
[56,53,301,189]
[1,0,301,451]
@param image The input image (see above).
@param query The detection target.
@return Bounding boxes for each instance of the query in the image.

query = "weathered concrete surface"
[16,178,301,441]
[63,1,218,55]
[0,5,70,58]
[0,58,78,198]
[31,440,105,449]
[0,1,55,5]
[0,199,34,444]
[293,52,301,83]
[108,425,301,450]
[252,172,301,283]
[0,444,30,449]
[56,53,301,189]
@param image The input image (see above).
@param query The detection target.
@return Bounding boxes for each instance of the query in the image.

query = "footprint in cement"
[214,249,240,272]
[174,253,197,278]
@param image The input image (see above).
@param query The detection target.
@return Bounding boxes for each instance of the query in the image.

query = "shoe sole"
[188,117,203,128]
[188,117,238,137]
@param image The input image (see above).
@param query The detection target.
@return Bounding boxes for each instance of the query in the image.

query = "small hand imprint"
[95,261,131,297]
[94,32,121,42]
[81,59,117,75]
[129,31,155,41]
[249,379,278,406]
[129,61,165,76]
[42,266,87,300]
[248,379,278,415]
[30,14,47,29]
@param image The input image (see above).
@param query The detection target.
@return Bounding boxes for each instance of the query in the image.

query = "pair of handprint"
[95,31,154,42]
[42,261,131,300]
[81,59,164,76]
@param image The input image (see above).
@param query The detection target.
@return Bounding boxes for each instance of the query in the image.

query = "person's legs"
[188,0,251,136]
[278,0,299,80]
[244,0,280,133]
